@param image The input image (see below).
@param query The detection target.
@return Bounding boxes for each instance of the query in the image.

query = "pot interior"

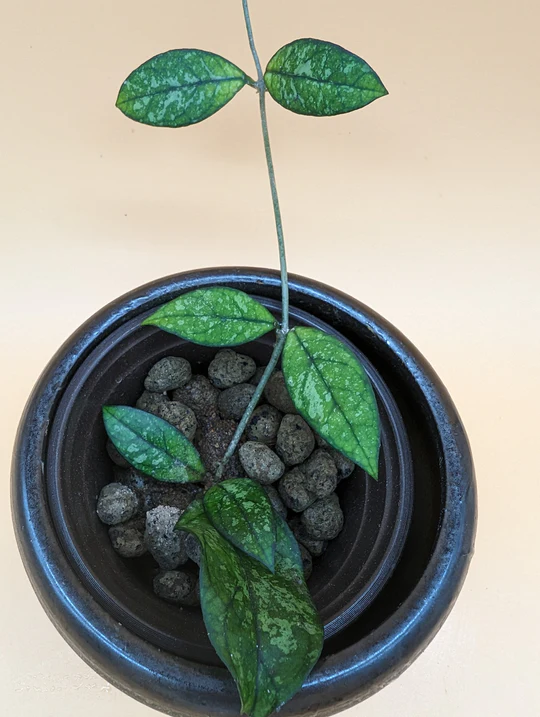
[46,298,413,665]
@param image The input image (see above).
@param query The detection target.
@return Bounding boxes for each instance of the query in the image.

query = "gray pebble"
[183,532,202,566]
[96,483,139,525]
[239,442,285,484]
[114,466,149,496]
[136,390,169,415]
[172,375,219,419]
[278,468,315,512]
[115,467,201,514]
[263,485,288,519]
[276,414,315,466]
[301,494,344,541]
[208,349,256,389]
[299,544,313,581]
[249,366,267,386]
[218,383,257,421]
[315,433,329,449]
[144,356,192,392]
[145,506,188,569]
[289,518,328,557]
[155,401,197,441]
[264,371,297,414]
[108,519,146,558]
[106,440,130,468]
[144,483,202,513]
[301,449,338,498]
[246,404,282,444]
[153,570,199,606]
[329,449,356,481]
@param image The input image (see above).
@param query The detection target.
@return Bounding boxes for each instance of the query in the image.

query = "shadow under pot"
[11,268,476,717]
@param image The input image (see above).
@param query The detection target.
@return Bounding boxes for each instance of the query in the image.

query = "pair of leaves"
[143,287,380,478]
[105,286,380,480]
[178,488,323,717]
[116,39,387,128]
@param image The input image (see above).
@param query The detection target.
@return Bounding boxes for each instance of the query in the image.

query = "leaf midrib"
[241,558,281,716]
[108,410,193,469]
[117,76,245,106]
[212,483,276,570]
[289,331,374,471]
[153,311,275,326]
[265,69,377,93]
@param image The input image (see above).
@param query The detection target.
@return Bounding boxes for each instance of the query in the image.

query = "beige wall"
[2,0,539,715]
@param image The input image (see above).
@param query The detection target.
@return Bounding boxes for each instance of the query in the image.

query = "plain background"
[2,0,539,715]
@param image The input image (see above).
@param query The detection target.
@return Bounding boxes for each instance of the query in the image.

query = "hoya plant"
[104,1,387,715]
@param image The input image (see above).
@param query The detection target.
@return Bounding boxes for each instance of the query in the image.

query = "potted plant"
[11,2,476,716]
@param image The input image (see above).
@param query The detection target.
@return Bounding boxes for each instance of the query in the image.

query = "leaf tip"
[365,454,380,480]
[262,553,276,574]
[378,81,389,99]
[115,85,128,113]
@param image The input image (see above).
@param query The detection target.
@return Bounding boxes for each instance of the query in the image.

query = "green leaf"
[116,49,248,127]
[103,406,205,482]
[178,499,323,717]
[204,479,277,571]
[282,327,380,478]
[264,38,387,117]
[142,287,277,346]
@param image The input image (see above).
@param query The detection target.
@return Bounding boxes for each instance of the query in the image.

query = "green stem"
[215,0,290,481]
[258,99,290,332]
[242,0,289,332]
[215,333,286,481]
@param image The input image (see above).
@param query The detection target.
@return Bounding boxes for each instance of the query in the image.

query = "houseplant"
[11,2,477,716]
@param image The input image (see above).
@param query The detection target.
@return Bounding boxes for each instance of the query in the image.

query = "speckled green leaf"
[264,39,387,117]
[142,287,277,346]
[116,49,248,127]
[282,327,380,478]
[204,479,277,571]
[178,499,323,717]
[103,406,204,482]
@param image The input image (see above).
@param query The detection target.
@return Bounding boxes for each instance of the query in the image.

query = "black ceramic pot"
[12,268,476,717]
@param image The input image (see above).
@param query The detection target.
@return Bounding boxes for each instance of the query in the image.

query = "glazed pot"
[11,268,476,717]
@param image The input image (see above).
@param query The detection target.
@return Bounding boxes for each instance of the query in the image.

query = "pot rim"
[11,267,476,717]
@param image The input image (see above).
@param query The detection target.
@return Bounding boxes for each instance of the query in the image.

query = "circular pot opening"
[46,298,413,663]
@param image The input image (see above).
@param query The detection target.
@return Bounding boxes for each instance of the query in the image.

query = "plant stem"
[215,332,286,481]
[215,0,290,481]
[242,0,289,330]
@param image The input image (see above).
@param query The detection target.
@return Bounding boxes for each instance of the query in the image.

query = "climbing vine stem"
[215,0,290,479]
